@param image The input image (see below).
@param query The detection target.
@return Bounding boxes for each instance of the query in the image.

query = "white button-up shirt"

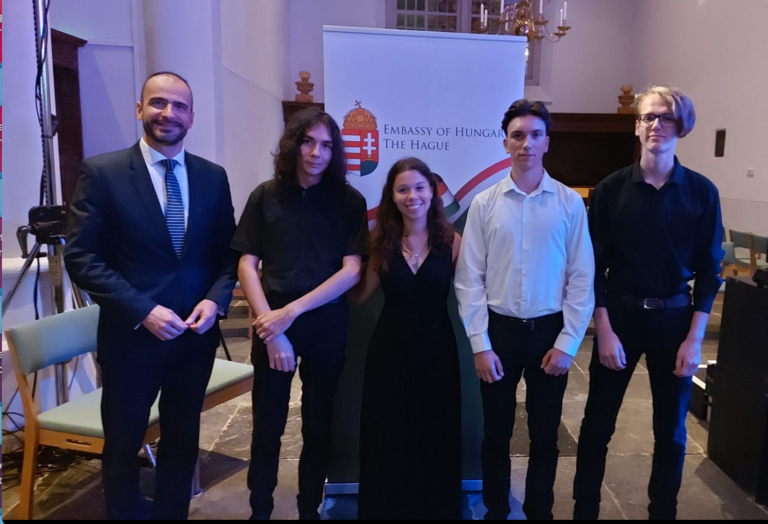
[454,170,595,357]
[139,138,190,228]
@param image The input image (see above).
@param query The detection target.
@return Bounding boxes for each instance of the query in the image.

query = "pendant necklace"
[404,236,427,270]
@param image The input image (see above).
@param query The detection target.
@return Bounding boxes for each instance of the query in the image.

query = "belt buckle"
[516,318,535,331]
[642,298,663,309]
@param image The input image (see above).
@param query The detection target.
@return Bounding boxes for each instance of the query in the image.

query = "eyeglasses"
[637,113,678,127]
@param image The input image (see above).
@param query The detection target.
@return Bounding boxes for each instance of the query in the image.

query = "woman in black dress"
[349,157,463,520]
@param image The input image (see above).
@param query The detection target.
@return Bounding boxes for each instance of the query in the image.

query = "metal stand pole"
[33,0,67,319]
[1,0,77,406]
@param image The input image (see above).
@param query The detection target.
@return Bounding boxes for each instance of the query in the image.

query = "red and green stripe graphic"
[365,158,512,232]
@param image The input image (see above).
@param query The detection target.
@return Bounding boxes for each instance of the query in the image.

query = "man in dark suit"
[65,71,238,520]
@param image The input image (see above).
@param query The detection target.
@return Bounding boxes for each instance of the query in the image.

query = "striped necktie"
[160,158,185,257]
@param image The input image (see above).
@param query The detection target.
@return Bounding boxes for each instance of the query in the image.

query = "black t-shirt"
[231,178,369,308]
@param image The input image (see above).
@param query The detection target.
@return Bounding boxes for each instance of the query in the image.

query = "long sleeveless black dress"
[357,241,462,520]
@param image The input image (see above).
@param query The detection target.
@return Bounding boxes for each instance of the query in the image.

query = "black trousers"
[99,328,217,520]
[247,301,348,519]
[573,304,693,520]
[481,310,567,521]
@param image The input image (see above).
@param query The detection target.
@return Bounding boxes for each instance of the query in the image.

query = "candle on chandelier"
[563,1,568,22]
[481,4,486,27]
[559,7,564,25]
[500,0,505,15]
[539,0,544,15]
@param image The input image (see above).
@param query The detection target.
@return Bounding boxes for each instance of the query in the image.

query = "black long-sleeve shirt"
[589,158,725,314]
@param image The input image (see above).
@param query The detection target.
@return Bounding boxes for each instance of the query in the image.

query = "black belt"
[609,293,691,310]
[489,310,563,331]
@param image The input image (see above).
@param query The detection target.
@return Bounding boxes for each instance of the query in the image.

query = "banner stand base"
[324,480,483,496]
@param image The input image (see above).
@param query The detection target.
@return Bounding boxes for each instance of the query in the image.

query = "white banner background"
[323,26,527,490]
[324,26,527,225]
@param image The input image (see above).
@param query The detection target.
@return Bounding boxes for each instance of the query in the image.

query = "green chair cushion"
[36,359,251,437]
[206,359,254,393]
[722,242,736,264]
[7,306,100,376]
[37,389,161,438]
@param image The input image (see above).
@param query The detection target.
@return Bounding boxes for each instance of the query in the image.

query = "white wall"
[221,0,290,217]
[48,0,134,45]
[50,0,141,159]
[262,0,643,121]
[288,0,387,103]
[2,0,109,444]
[77,45,139,158]
[3,0,140,340]
[284,0,631,112]
[138,0,289,219]
[537,0,634,113]
[630,0,768,234]
[3,0,50,262]
[144,0,223,164]
[2,0,289,262]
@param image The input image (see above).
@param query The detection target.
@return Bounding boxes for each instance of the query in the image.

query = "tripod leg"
[67,275,93,309]
[47,242,67,316]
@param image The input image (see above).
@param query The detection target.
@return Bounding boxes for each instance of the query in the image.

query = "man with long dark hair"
[232,108,368,520]
[455,99,595,520]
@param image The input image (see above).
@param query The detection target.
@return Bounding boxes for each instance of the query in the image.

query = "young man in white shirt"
[455,99,595,520]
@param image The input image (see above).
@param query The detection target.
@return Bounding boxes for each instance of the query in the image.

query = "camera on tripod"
[17,205,68,258]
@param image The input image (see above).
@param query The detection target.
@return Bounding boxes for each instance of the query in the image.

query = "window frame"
[385,0,540,86]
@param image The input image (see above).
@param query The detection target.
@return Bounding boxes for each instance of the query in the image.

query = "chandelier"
[479,0,571,42]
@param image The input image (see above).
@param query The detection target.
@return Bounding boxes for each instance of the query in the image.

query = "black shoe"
[299,510,320,520]
[573,501,599,520]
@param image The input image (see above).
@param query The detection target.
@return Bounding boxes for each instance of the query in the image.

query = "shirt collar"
[501,169,557,196]
[631,156,686,187]
[140,137,186,168]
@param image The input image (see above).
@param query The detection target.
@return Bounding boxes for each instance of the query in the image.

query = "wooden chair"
[232,281,254,339]
[5,305,254,520]
[721,241,739,277]
[728,229,755,275]
[751,234,768,274]
[571,186,592,207]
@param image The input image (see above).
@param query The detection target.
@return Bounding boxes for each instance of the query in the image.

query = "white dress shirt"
[139,138,190,228]
[134,140,196,329]
[454,170,595,357]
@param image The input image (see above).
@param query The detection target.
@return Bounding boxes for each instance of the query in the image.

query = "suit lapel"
[128,143,175,251]
[184,152,205,260]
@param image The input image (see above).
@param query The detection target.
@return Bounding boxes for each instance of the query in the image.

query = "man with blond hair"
[572,86,724,520]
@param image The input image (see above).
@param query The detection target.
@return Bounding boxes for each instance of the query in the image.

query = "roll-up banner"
[324,26,527,492]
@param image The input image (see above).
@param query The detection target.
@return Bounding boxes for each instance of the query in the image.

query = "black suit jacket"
[65,142,238,352]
